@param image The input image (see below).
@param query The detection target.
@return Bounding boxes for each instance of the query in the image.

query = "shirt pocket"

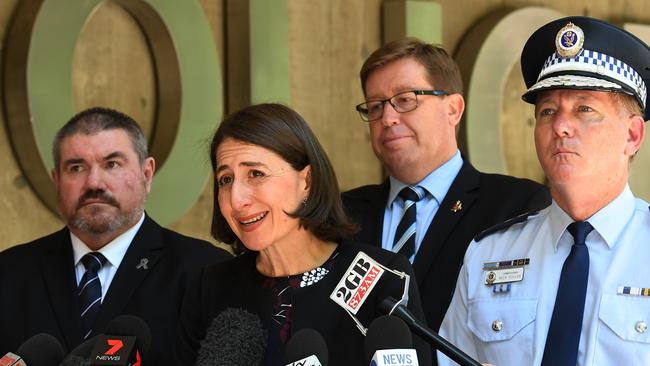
[467,297,537,362]
[596,294,650,364]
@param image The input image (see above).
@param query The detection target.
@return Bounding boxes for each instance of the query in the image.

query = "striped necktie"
[78,252,107,339]
[541,221,593,366]
[393,186,423,261]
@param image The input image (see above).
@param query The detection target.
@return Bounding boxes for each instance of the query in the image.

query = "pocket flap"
[600,294,650,343]
[468,297,537,342]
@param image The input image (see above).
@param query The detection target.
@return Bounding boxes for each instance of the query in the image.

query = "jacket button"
[635,321,647,334]
[492,320,503,332]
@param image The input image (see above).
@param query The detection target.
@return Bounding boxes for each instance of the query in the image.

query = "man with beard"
[0,107,231,365]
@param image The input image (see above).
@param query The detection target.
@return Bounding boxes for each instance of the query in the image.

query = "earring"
[302,197,308,206]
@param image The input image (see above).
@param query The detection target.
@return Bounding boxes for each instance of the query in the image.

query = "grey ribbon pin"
[136,258,149,270]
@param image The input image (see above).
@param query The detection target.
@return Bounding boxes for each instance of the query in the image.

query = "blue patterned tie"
[541,221,593,366]
[393,186,423,261]
[78,252,107,339]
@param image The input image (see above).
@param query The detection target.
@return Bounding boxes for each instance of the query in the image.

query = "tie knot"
[567,221,594,246]
[80,252,107,272]
[398,186,423,203]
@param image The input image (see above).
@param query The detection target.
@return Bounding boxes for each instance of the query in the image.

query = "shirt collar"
[387,150,463,207]
[71,213,146,267]
[548,185,635,251]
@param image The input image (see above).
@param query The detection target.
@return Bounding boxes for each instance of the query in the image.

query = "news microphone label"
[370,349,419,366]
[89,335,136,365]
[330,252,385,314]
[285,355,322,366]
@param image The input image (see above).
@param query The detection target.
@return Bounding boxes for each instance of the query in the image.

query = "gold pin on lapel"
[451,200,463,213]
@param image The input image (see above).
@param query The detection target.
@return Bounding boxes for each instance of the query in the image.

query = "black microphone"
[87,315,152,366]
[364,315,418,366]
[379,297,481,366]
[58,336,96,366]
[0,333,64,366]
[284,328,328,366]
[195,308,267,366]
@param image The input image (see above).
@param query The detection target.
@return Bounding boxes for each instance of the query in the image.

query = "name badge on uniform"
[484,267,524,285]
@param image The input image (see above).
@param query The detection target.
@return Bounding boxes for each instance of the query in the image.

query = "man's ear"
[446,93,465,127]
[626,115,646,157]
[51,168,59,190]
[142,157,156,193]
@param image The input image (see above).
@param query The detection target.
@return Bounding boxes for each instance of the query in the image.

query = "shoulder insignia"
[474,211,538,242]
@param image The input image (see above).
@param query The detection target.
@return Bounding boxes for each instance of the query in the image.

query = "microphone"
[59,336,97,366]
[0,333,64,366]
[379,297,481,366]
[195,308,267,366]
[364,315,418,366]
[284,328,328,366]
[87,315,151,366]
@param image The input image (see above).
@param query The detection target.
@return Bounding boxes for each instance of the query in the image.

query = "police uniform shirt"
[438,185,650,366]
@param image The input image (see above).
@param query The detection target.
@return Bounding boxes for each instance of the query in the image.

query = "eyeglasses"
[355,90,449,122]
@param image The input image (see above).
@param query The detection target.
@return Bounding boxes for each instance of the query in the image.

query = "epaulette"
[474,211,539,242]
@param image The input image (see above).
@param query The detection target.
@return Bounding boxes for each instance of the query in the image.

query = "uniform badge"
[617,286,650,297]
[484,267,524,285]
[555,22,584,58]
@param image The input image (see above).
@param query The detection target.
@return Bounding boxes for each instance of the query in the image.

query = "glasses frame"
[355,89,449,122]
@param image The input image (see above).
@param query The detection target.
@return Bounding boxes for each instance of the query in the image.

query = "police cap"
[521,16,650,120]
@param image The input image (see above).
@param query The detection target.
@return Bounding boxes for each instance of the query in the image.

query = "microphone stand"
[380,297,481,366]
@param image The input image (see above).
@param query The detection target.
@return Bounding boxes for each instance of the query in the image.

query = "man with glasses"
[342,38,550,334]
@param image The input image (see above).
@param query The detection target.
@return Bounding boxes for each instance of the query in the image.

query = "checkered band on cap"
[537,49,647,108]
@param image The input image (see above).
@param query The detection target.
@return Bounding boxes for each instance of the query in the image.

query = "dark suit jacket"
[176,243,432,366]
[342,161,551,333]
[0,215,231,365]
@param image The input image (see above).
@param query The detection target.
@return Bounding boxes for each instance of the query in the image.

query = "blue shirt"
[438,185,650,365]
[382,150,463,262]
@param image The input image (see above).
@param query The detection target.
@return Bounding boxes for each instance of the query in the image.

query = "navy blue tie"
[78,252,107,339]
[393,186,423,261]
[541,221,593,366]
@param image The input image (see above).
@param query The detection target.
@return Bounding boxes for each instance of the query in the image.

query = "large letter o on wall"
[3,0,222,225]
[455,7,564,175]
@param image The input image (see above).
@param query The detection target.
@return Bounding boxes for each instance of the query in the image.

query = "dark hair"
[209,103,357,254]
[360,37,463,96]
[53,107,148,172]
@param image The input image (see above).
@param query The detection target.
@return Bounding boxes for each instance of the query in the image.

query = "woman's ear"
[300,165,312,194]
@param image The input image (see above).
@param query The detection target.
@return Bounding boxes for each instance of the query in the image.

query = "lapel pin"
[136,258,149,270]
[451,200,462,213]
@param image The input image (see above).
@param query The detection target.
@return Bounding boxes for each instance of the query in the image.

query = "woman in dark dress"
[176,103,431,365]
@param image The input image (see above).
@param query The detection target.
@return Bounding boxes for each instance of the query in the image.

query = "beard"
[63,189,145,236]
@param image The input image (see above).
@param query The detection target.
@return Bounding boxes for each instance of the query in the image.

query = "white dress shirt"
[71,213,145,301]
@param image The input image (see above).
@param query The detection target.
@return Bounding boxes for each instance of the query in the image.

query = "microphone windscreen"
[58,355,90,366]
[105,314,152,355]
[16,333,64,366]
[196,308,267,366]
[285,328,328,366]
[58,336,97,365]
[364,315,412,363]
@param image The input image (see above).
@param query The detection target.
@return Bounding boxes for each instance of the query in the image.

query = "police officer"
[438,16,650,366]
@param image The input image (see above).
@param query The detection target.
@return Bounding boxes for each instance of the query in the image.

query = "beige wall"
[2,0,650,250]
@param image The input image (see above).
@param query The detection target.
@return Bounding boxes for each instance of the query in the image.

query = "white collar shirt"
[71,213,145,301]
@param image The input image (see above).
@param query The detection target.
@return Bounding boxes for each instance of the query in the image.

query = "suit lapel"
[412,162,480,284]
[363,180,390,246]
[93,215,164,333]
[41,228,83,350]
